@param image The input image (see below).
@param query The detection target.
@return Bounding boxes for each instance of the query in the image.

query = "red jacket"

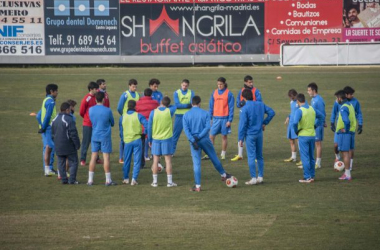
[136,96,159,119]
[136,96,159,133]
[79,93,97,127]
[98,89,110,108]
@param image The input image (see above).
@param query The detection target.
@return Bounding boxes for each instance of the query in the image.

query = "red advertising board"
[265,0,343,54]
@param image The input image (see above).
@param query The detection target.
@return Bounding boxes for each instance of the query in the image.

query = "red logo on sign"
[149,6,179,36]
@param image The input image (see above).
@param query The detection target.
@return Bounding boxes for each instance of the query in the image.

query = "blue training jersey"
[70,113,76,122]
[151,90,163,104]
[89,105,114,141]
[330,100,341,124]
[183,106,211,143]
[36,110,42,126]
[348,97,363,125]
[238,101,275,141]
[311,94,326,125]
[289,99,299,123]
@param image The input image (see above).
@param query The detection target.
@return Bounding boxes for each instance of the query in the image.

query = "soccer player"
[51,102,81,184]
[183,96,232,192]
[143,79,164,160]
[148,96,177,187]
[120,100,148,185]
[136,88,160,166]
[97,79,110,108]
[331,87,362,168]
[206,77,234,160]
[149,78,163,106]
[232,75,263,162]
[293,93,325,183]
[67,99,77,122]
[117,79,140,164]
[344,86,363,171]
[307,82,326,169]
[238,89,275,185]
[65,99,77,177]
[284,89,299,163]
[79,81,99,166]
[88,92,116,186]
[334,90,356,181]
[36,110,55,175]
[38,83,58,176]
[172,79,195,155]
[330,97,341,163]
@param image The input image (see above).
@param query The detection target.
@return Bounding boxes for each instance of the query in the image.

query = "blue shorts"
[92,139,112,153]
[210,118,231,136]
[315,126,324,142]
[42,127,54,148]
[151,138,173,156]
[334,132,338,144]
[287,123,298,140]
[337,133,355,152]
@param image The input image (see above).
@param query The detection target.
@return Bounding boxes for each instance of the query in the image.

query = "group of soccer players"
[37,76,362,191]
[284,84,363,183]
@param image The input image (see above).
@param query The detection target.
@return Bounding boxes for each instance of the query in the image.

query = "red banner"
[265,0,343,54]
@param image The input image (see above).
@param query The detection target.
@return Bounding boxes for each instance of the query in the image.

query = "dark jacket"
[52,113,80,156]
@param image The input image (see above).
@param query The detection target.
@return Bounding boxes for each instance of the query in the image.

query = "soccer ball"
[334,161,345,172]
[158,163,165,173]
[226,176,238,188]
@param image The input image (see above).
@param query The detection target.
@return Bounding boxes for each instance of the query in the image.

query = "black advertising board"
[119,1,265,56]
[44,0,119,55]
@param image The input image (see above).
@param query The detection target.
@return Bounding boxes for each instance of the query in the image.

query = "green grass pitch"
[0,66,380,249]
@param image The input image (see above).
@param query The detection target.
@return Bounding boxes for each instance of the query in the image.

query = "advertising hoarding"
[342,0,380,42]
[0,0,379,63]
[44,0,119,55]
[120,0,265,56]
[265,0,343,54]
[0,0,45,56]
